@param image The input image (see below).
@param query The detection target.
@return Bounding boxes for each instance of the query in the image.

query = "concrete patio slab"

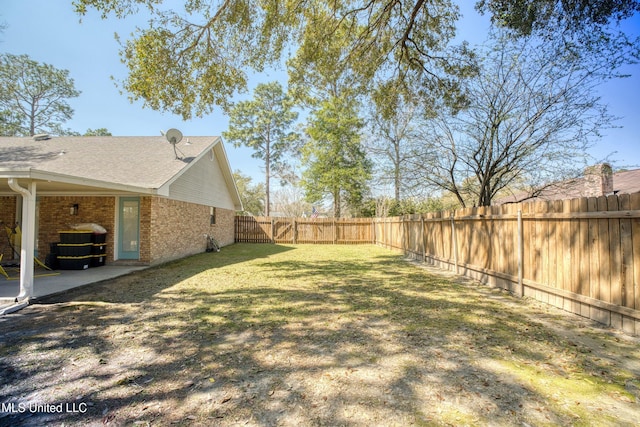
[0,265,148,314]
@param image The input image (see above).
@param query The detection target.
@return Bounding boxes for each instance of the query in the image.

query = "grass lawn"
[1,244,639,426]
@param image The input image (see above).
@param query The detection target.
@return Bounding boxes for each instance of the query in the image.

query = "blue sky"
[2,1,639,186]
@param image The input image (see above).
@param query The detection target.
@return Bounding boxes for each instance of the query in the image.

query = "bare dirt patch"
[1,244,639,426]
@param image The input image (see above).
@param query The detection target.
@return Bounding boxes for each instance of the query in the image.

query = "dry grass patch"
[0,244,639,426]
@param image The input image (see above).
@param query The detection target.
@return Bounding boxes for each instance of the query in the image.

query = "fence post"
[517,209,524,297]
[271,218,275,244]
[372,219,376,244]
[293,218,297,244]
[451,214,458,274]
[400,215,409,254]
[421,216,426,262]
[383,218,386,248]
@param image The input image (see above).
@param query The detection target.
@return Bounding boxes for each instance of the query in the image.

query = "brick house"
[0,134,242,299]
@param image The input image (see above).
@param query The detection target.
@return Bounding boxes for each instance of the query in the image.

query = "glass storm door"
[118,197,140,260]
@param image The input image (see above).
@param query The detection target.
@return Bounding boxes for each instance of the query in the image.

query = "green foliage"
[74,0,475,119]
[353,199,377,218]
[301,95,371,218]
[223,82,299,162]
[75,0,302,119]
[0,53,80,136]
[476,0,640,72]
[286,6,381,105]
[72,1,637,123]
[83,128,112,136]
[232,170,266,216]
[476,0,640,36]
[73,0,162,18]
[223,81,300,216]
[356,196,458,217]
[120,25,249,119]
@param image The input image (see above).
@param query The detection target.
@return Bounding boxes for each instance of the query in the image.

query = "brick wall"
[148,197,235,265]
[139,196,152,264]
[214,208,235,246]
[38,196,115,262]
[2,194,235,266]
[0,196,18,260]
[584,163,613,197]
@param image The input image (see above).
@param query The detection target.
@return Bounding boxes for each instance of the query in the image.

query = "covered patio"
[1,135,242,304]
[0,166,148,307]
[0,264,147,314]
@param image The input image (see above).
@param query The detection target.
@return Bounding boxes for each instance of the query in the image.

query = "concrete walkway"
[0,265,148,314]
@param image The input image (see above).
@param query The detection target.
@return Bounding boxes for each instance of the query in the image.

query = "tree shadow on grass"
[0,244,638,426]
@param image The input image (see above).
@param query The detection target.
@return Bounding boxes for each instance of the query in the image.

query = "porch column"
[8,179,36,301]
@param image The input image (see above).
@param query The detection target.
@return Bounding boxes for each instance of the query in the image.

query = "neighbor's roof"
[0,135,241,208]
[613,169,640,195]
[494,168,640,205]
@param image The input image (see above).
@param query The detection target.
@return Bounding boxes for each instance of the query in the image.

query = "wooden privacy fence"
[376,194,640,335]
[235,216,374,244]
[235,193,640,335]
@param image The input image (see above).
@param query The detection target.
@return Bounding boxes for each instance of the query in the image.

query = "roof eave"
[213,139,243,211]
[0,168,158,195]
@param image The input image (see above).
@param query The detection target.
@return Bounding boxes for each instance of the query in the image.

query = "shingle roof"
[0,135,220,189]
[613,169,640,195]
[494,167,640,204]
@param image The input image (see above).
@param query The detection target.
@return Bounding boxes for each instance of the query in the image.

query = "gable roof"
[0,135,242,210]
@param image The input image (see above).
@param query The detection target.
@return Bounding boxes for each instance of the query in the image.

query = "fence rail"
[235,193,640,335]
[235,216,374,244]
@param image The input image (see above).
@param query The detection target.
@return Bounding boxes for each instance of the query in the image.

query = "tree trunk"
[334,189,341,218]
[29,99,36,136]
[265,139,271,216]
[394,140,401,202]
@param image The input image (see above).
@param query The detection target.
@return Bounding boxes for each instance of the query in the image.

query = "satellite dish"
[165,128,183,145]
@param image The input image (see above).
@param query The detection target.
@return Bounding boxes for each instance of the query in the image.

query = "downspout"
[8,178,36,301]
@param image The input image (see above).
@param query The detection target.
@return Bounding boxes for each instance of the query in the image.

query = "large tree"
[411,32,634,207]
[366,80,431,201]
[74,1,638,120]
[223,82,300,217]
[232,170,266,216]
[0,53,80,136]
[301,95,371,218]
[74,0,474,119]
[271,184,312,218]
